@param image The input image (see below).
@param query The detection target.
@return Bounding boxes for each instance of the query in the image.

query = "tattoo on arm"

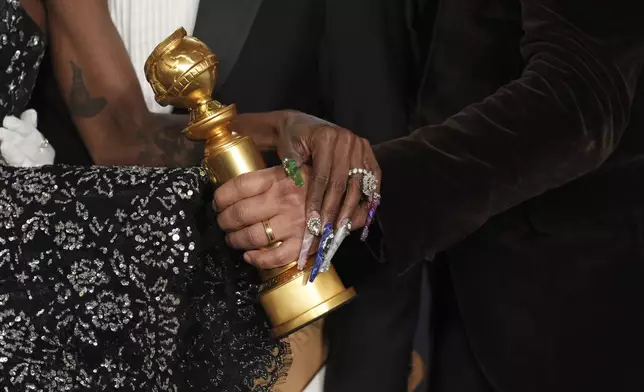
[135,113,203,167]
[65,62,200,166]
[68,61,107,118]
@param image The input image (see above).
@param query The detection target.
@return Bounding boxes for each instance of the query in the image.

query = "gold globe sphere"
[145,27,216,108]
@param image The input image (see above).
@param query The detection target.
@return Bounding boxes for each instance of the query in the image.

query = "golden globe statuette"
[144,27,356,338]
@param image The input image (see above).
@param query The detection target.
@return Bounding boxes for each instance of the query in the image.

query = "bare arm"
[43,0,202,166]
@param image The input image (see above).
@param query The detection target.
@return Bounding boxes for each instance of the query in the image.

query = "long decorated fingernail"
[321,218,351,273]
[297,233,314,270]
[360,193,381,241]
[310,223,333,282]
[283,157,304,187]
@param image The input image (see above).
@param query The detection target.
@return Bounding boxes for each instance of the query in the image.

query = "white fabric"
[303,366,326,392]
[108,0,200,113]
[0,109,55,167]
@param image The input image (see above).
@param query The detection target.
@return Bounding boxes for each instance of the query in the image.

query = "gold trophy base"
[272,288,356,338]
[259,260,356,338]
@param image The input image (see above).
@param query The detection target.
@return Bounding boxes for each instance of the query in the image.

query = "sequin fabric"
[0,0,45,120]
[0,165,290,391]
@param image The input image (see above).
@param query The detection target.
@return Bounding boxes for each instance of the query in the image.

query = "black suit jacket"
[373,0,644,391]
[29,1,422,390]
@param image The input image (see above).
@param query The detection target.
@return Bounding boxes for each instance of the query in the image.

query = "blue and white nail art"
[321,219,352,273]
[309,223,334,283]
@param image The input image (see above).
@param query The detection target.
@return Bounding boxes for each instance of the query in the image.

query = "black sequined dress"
[0,2,290,391]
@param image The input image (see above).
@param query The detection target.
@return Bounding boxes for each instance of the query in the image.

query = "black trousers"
[324,243,495,392]
[428,262,495,392]
[324,236,422,392]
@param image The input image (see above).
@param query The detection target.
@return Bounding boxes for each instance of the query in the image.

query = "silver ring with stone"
[349,168,378,199]
[361,171,378,198]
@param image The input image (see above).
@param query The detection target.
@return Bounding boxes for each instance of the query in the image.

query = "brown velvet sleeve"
[373,0,644,274]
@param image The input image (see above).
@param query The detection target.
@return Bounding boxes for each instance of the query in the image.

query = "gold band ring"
[262,220,276,244]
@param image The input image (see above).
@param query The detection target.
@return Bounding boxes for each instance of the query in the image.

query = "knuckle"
[339,128,355,143]
[232,172,249,192]
[213,190,226,210]
[280,109,302,127]
[291,139,308,157]
[329,179,347,194]
[248,226,267,247]
[216,214,226,230]
[226,233,240,249]
[317,126,337,143]
[282,109,299,119]
[232,202,249,224]
[313,173,329,188]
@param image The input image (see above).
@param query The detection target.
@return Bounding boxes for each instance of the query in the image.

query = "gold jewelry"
[262,220,276,244]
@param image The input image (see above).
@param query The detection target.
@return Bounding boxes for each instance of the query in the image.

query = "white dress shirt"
[108,0,201,113]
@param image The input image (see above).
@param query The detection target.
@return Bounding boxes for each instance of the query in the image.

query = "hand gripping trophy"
[144,27,356,337]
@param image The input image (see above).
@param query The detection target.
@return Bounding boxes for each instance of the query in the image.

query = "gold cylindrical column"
[144,27,355,337]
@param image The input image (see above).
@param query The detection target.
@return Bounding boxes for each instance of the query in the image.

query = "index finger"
[213,166,285,211]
